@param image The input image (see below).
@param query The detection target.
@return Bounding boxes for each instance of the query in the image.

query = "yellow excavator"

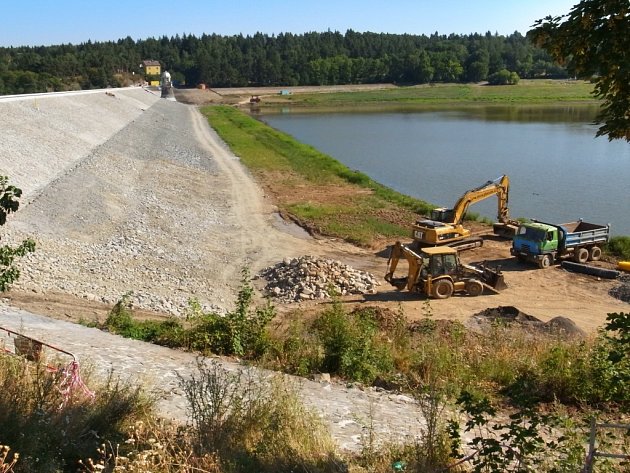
[385,241,507,299]
[411,175,519,251]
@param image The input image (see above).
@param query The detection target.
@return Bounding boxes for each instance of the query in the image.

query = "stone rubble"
[258,255,380,303]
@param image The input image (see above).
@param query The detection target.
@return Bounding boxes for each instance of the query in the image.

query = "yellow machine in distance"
[411,175,518,250]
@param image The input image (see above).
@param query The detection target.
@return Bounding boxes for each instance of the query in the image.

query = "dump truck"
[511,219,610,269]
[385,242,507,299]
[411,175,519,251]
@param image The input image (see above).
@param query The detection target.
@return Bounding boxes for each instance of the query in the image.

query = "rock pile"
[609,274,630,304]
[259,255,380,302]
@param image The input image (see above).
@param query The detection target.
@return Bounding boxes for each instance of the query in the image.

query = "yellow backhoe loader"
[411,175,519,251]
[384,241,507,299]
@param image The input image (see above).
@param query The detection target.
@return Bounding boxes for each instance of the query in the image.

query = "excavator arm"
[444,175,512,225]
[385,241,423,292]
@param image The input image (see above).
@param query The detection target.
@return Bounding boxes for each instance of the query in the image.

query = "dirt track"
[0,87,627,332]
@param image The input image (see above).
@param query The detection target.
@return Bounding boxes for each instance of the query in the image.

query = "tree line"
[0,30,567,95]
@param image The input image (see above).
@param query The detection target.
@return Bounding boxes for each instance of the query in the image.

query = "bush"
[0,354,151,472]
[313,301,395,384]
[103,270,276,359]
[178,359,343,472]
[488,69,520,85]
[605,236,630,260]
[182,268,275,357]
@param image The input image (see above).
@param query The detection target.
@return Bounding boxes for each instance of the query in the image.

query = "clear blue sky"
[1,0,578,47]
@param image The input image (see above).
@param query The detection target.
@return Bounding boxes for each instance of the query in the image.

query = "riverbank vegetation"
[201,105,431,246]
[253,80,596,109]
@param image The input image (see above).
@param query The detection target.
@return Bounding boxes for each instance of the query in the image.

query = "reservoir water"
[259,107,630,236]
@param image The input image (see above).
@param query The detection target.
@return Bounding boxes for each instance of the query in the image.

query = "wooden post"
[584,417,597,473]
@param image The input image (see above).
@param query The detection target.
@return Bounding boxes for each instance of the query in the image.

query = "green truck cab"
[511,219,610,269]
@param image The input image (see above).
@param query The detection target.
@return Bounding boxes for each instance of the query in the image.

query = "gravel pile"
[1,92,253,317]
[609,274,630,304]
[259,255,380,302]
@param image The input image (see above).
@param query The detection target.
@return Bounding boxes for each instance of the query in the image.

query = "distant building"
[141,60,161,86]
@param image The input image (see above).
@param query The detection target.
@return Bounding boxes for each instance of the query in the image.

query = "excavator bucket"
[480,265,507,291]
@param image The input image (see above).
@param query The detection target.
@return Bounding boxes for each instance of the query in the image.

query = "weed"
[178,358,344,472]
[313,301,394,384]
[605,236,630,260]
[0,353,152,472]
[102,270,276,359]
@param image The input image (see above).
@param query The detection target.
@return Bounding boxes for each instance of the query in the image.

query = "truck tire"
[432,279,454,299]
[574,248,589,264]
[538,254,553,269]
[589,246,602,261]
[465,280,484,297]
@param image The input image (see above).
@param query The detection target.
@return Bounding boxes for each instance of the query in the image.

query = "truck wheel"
[465,280,484,297]
[574,248,589,264]
[589,246,602,261]
[432,279,454,299]
[538,254,553,269]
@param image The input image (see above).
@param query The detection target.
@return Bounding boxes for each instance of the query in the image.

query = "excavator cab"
[430,207,455,223]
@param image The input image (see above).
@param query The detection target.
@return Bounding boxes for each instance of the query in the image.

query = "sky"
[1,0,579,48]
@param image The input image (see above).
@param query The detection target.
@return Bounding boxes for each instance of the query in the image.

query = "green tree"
[528,0,630,141]
[0,176,35,291]
[487,69,520,85]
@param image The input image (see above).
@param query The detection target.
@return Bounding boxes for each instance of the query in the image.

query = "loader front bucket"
[481,266,507,291]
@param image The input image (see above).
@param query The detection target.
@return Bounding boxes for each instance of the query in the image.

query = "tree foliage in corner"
[0,176,35,291]
[528,0,630,142]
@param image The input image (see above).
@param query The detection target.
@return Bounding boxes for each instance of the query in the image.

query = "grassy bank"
[201,105,432,246]
[252,80,597,109]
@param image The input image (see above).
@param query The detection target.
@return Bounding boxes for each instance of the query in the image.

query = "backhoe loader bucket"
[385,275,409,291]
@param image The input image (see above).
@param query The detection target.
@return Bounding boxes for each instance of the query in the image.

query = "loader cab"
[421,246,460,277]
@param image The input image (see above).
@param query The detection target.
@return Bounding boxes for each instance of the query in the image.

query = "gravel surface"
[1,89,320,316]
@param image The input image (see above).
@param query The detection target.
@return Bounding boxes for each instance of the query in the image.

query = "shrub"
[488,69,520,85]
[605,236,630,260]
[103,270,276,359]
[0,353,151,472]
[178,358,343,472]
[313,301,395,384]
[182,268,276,358]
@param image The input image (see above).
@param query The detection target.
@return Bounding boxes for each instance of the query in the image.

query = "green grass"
[202,106,431,245]
[275,80,596,108]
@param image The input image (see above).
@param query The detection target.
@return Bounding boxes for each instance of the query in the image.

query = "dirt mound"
[544,316,586,337]
[467,306,584,338]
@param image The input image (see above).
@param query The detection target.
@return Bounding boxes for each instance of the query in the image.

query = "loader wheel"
[538,254,553,269]
[589,246,602,261]
[465,280,484,297]
[574,248,589,264]
[432,279,454,299]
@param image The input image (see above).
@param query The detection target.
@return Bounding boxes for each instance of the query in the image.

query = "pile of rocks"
[259,255,380,302]
[609,274,630,304]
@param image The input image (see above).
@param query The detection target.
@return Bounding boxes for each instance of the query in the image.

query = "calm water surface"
[259,107,630,235]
